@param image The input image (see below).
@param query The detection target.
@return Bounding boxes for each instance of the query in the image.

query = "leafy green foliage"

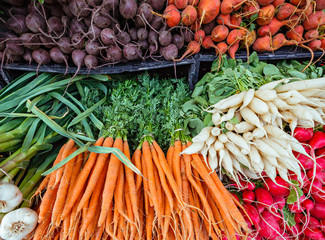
[283,205,296,227]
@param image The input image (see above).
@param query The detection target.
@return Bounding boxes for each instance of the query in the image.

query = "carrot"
[67,152,83,198]
[166,145,174,169]
[188,187,201,240]
[172,140,182,193]
[104,202,114,238]
[32,174,50,198]
[176,41,201,61]
[99,137,123,226]
[125,184,136,240]
[146,206,155,240]
[94,225,105,240]
[52,146,77,226]
[181,5,198,26]
[33,211,52,240]
[142,152,150,214]
[80,159,109,237]
[132,149,142,192]
[124,140,140,226]
[198,0,221,24]
[54,139,75,188]
[78,137,113,212]
[62,212,71,240]
[62,137,105,218]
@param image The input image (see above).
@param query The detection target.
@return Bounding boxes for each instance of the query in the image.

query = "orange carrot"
[54,139,75,188]
[146,206,155,240]
[67,152,83,198]
[99,137,123,226]
[62,137,105,218]
[33,211,52,240]
[125,184,136,240]
[32,174,50,198]
[94,225,105,240]
[166,145,174,169]
[52,146,77,226]
[105,202,114,237]
[172,140,182,193]
[78,137,113,212]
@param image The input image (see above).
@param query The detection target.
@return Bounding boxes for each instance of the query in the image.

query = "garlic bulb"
[0,183,23,213]
[0,208,38,240]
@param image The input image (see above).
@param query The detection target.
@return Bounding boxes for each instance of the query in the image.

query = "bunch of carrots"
[30,133,250,240]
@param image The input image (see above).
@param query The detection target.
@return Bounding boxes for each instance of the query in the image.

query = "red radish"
[230,192,240,202]
[176,41,200,61]
[312,187,325,203]
[304,227,324,239]
[295,213,304,223]
[229,14,242,29]
[272,0,285,7]
[316,147,325,157]
[297,153,314,170]
[288,201,306,213]
[198,0,221,24]
[316,157,325,169]
[303,11,325,31]
[321,219,325,231]
[309,131,325,150]
[307,168,325,182]
[257,5,275,25]
[227,29,242,45]
[162,5,181,28]
[253,35,272,52]
[194,30,205,43]
[258,0,274,6]
[188,0,199,6]
[243,190,255,203]
[242,204,260,226]
[244,215,253,229]
[211,25,229,42]
[273,196,286,209]
[255,188,274,207]
[294,127,314,142]
[259,211,281,239]
[305,179,322,194]
[255,203,265,213]
[268,207,281,222]
[175,0,188,9]
[181,5,197,26]
[286,25,304,42]
[277,3,297,20]
[243,2,260,18]
[305,30,320,40]
[246,182,256,191]
[263,177,290,197]
[310,202,325,219]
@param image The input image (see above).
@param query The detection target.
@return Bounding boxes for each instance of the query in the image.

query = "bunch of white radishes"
[182,78,325,187]
[0,183,37,240]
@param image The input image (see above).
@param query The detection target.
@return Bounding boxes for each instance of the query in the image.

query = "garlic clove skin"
[0,208,38,240]
[0,183,23,213]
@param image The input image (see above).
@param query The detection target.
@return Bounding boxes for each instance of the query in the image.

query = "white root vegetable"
[226,131,250,153]
[276,78,325,92]
[250,145,264,173]
[243,132,253,141]
[234,122,255,133]
[235,112,242,122]
[261,112,272,124]
[0,208,38,240]
[181,141,205,155]
[206,135,216,149]
[241,89,255,110]
[267,102,284,118]
[240,107,265,134]
[255,89,277,101]
[297,119,314,128]
[218,134,228,143]
[192,127,213,143]
[218,149,226,169]
[277,165,290,183]
[252,128,265,138]
[265,125,293,141]
[212,91,245,110]
[272,98,292,110]
[253,138,280,158]
[259,79,289,90]
[300,89,325,98]
[225,122,234,131]
[211,127,221,136]
[221,149,236,181]
[304,106,325,124]
[262,138,291,158]
[277,157,303,183]
[208,154,219,171]
[219,106,239,124]
[214,140,224,151]
[225,142,251,168]
[248,97,269,114]
[291,105,314,123]
[243,168,260,179]
[212,112,221,125]
[264,155,279,166]
[264,159,277,182]
[0,183,23,213]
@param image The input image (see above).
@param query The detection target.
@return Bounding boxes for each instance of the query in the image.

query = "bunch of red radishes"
[229,127,325,240]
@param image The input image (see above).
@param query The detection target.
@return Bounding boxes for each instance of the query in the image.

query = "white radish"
[252,128,265,139]
[212,112,221,125]
[0,208,38,240]
[240,107,265,134]
[304,106,325,124]
[272,98,292,110]
[181,141,205,155]
[291,105,314,122]
[218,134,228,143]
[235,112,242,122]
[248,97,269,114]
[276,78,325,92]
[264,155,279,166]
[241,89,255,110]
[211,127,221,136]
[277,165,290,183]
[253,138,280,158]
[214,140,224,151]
[250,145,264,173]
[277,157,303,183]
[243,168,260,179]
[259,79,289,90]
[192,127,213,143]
[255,89,278,101]
[206,135,216,149]
[221,149,235,180]
[208,154,219,171]
[225,122,234,131]
[234,122,255,134]
[264,159,277,182]
[243,132,253,141]
[218,149,226,168]
[226,131,250,153]
[265,125,293,141]
[0,183,23,213]
[297,119,314,128]
[267,102,284,118]
[225,142,251,168]
[208,146,217,158]
[212,91,246,110]
[262,138,291,158]
[290,141,309,156]
[219,106,239,124]
[300,89,325,98]
[232,157,244,174]
[261,112,272,124]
